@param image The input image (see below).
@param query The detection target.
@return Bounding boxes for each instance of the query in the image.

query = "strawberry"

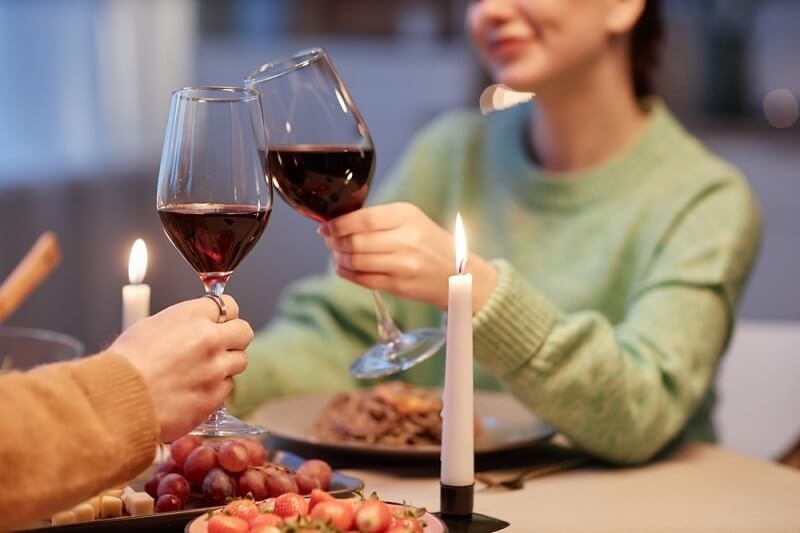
[386,526,417,533]
[249,526,282,533]
[388,502,426,533]
[387,516,424,533]
[223,499,260,521]
[249,512,283,528]
[273,491,309,519]
[310,499,356,530]
[354,499,393,533]
[206,513,249,533]
[309,488,336,511]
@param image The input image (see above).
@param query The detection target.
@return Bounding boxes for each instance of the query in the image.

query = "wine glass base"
[349,327,446,379]
[189,410,266,438]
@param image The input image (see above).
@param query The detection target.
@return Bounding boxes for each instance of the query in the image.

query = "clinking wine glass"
[156,86,273,436]
[245,48,445,379]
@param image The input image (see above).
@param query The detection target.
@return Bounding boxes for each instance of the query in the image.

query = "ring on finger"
[203,294,227,323]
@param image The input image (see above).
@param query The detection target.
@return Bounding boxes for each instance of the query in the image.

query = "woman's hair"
[631,0,663,98]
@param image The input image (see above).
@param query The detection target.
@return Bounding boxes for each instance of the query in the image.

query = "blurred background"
[0,0,798,460]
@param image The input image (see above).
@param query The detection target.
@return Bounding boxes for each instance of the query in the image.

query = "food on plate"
[191,489,429,533]
[140,435,334,512]
[312,381,480,446]
[48,486,154,524]
[46,435,336,524]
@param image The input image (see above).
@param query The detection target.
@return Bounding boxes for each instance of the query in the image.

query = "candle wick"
[457,256,466,275]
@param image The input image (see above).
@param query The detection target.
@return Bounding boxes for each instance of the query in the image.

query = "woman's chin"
[492,71,538,95]
[488,62,545,94]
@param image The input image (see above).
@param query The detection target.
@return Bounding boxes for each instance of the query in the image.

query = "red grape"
[155,494,182,512]
[183,445,217,486]
[157,473,190,504]
[264,469,299,497]
[237,437,266,466]
[297,459,332,490]
[218,440,249,473]
[236,468,269,500]
[202,467,236,504]
[144,472,167,499]
[170,434,202,466]
[156,457,183,475]
[294,471,321,495]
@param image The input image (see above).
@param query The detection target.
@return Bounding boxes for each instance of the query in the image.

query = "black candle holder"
[437,483,510,532]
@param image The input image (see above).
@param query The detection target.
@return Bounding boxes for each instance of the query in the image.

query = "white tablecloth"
[340,444,800,532]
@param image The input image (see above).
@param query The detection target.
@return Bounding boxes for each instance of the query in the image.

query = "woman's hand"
[319,202,498,312]
[109,295,253,442]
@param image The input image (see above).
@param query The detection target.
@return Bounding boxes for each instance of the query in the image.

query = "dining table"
[313,442,800,533]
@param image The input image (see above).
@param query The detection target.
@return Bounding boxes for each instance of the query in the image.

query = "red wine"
[265,144,375,222]
[158,204,270,285]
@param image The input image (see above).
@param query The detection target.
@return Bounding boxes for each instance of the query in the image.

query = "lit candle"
[122,239,150,330]
[440,213,474,517]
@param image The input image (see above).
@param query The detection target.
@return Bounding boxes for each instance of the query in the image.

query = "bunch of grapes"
[143,435,332,512]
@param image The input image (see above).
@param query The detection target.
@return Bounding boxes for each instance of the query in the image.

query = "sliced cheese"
[122,490,155,516]
[99,495,124,518]
[50,510,77,525]
[72,502,95,522]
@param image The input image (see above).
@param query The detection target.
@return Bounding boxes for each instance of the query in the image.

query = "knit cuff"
[66,352,158,471]
[473,259,558,377]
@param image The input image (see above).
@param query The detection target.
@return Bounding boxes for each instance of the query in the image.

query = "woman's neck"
[527,57,649,173]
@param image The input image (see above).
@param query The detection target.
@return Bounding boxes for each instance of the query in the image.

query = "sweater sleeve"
[0,352,158,530]
[474,181,761,464]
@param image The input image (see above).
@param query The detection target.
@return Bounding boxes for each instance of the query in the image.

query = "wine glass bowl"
[156,86,272,437]
[247,48,375,223]
[246,49,445,379]
[265,145,374,223]
[158,204,271,290]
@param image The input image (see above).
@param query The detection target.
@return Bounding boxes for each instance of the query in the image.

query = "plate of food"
[186,489,444,533]
[22,437,363,532]
[247,382,554,458]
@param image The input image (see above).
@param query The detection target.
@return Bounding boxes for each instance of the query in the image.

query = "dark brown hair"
[631,0,663,98]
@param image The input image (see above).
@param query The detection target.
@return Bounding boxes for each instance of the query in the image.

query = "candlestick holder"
[436,483,509,532]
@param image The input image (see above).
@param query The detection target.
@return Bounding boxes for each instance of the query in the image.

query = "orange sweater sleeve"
[0,352,158,530]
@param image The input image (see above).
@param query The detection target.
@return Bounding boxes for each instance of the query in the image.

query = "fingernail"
[317,224,329,236]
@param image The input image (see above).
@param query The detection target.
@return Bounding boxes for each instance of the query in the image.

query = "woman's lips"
[488,38,529,62]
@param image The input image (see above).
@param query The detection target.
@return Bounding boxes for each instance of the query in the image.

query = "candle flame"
[128,239,148,284]
[455,213,467,274]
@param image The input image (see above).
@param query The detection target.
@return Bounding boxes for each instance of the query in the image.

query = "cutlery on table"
[475,456,591,490]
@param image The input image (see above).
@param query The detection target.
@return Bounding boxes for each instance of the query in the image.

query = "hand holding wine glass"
[111,295,253,442]
[245,48,445,379]
[156,86,272,437]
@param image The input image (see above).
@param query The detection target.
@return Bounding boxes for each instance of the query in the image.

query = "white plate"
[247,390,554,458]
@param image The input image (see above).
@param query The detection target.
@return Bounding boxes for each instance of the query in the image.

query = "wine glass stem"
[204,280,226,297]
[371,290,403,342]
[203,278,228,420]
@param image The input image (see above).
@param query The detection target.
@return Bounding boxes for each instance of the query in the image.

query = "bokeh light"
[762,89,799,129]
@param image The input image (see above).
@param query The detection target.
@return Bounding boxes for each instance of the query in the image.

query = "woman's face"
[467,0,628,93]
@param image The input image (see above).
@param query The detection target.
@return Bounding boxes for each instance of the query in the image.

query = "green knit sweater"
[231,100,761,464]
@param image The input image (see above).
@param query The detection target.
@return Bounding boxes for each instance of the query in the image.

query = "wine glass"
[245,48,445,379]
[156,86,272,436]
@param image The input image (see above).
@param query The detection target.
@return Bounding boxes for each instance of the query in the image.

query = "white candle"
[122,238,150,330]
[441,213,474,487]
